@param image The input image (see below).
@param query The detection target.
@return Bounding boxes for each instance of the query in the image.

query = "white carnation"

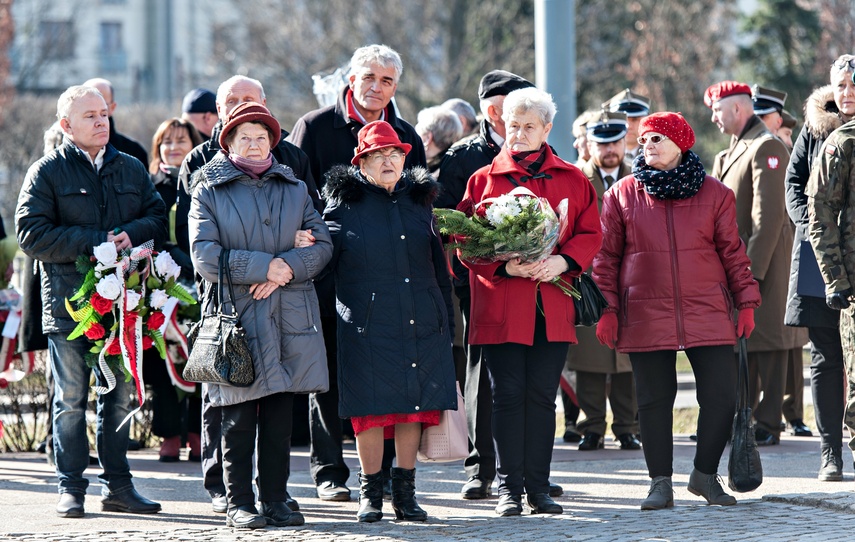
[154,252,181,281]
[93,242,118,267]
[149,289,169,310]
[95,273,123,301]
[125,290,142,311]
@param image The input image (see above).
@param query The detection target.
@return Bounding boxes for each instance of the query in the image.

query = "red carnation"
[147,311,166,331]
[474,204,487,218]
[0,378,8,389]
[90,293,114,316]
[84,323,106,340]
[106,339,122,356]
[143,335,153,350]
[457,198,475,217]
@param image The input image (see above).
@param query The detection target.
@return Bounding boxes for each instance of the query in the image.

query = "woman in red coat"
[458,88,602,516]
[593,112,761,510]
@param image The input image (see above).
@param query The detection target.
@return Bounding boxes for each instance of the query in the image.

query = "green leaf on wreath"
[69,269,96,302]
[146,274,162,289]
[166,283,197,304]
[127,271,140,288]
[67,308,96,340]
[75,254,94,275]
[152,330,167,359]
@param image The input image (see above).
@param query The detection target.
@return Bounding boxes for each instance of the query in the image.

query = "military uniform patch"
[826,145,837,155]
[767,156,779,169]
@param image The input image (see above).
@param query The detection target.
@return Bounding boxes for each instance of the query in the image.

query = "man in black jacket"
[16,85,167,518]
[288,44,426,502]
[174,74,318,514]
[82,78,148,167]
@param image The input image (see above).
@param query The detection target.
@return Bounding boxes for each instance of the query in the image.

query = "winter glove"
[596,312,618,349]
[826,288,852,310]
[736,308,755,339]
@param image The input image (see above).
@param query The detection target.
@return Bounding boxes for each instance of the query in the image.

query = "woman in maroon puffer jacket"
[593,112,760,511]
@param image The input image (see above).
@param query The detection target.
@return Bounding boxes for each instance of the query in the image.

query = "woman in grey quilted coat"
[189,103,332,530]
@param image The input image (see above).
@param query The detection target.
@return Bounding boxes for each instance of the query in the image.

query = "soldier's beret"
[704,81,752,108]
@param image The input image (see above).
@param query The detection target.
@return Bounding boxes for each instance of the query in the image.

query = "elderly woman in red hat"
[322,120,457,523]
[189,102,333,530]
[593,112,761,510]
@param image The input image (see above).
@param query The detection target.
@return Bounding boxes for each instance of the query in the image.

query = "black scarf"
[632,150,706,200]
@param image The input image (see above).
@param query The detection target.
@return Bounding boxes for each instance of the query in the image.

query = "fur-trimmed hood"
[804,85,844,139]
[322,165,438,207]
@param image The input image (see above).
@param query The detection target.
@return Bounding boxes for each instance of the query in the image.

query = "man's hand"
[826,288,852,310]
[107,230,132,251]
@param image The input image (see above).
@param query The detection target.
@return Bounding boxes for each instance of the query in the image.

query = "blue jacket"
[323,166,457,418]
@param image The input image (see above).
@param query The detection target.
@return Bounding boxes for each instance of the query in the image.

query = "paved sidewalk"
[1,434,852,541]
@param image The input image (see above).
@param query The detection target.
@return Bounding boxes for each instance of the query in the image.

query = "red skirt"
[351,411,441,439]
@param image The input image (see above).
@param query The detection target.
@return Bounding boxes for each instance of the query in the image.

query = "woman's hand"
[596,312,618,349]
[532,255,570,283]
[249,281,278,300]
[267,258,294,287]
[505,258,541,280]
[737,308,755,338]
[294,229,315,248]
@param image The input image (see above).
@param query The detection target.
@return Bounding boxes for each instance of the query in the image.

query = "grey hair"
[479,95,503,119]
[416,106,464,152]
[216,75,266,106]
[502,87,557,126]
[831,53,855,78]
[441,98,477,133]
[56,85,105,120]
[349,44,403,81]
[43,121,65,155]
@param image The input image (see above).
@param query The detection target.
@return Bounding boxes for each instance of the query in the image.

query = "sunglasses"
[637,134,670,146]
[832,58,855,71]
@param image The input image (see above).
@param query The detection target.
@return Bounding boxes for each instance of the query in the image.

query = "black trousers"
[630,345,736,478]
[482,311,567,496]
[201,390,225,498]
[809,326,844,449]
[222,392,294,508]
[460,293,495,481]
[142,350,201,439]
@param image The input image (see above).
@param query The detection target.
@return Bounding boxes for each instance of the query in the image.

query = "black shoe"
[617,433,642,450]
[390,467,427,521]
[461,476,492,499]
[259,501,304,527]
[212,496,228,513]
[226,505,267,530]
[496,494,522,516]
[285,491,300,511]
[526,493,563,514]
[101,488,161,514]
[187,453,202,462]
[578,432,604,451]
[89,455,99,466]
[383,477,393,501]
[818,447,844,482]
[56,493,85,518]
[37,440,47,454]
[754,427,779,446]
[689,433,698,442]
[548,482,563,497]
[158,455,180,463]
[562,427,582,443]
[357,470,385,523]
[789,419,813,437]
[316,480,352,501]
[127,438,141,451]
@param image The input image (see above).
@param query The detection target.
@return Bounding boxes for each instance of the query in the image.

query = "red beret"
[639,112,695,153]
[352,121,412,165]
[219,102,281,151]
[704,81,752,108]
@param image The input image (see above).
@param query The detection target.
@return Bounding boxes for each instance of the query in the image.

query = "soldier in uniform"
[706,80,795,446]
[567,110,640,451]
[778,110,797,149]
[806,69,855,481]
[604,89,650,161]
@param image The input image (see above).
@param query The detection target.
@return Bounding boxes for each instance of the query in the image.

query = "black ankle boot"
[390,467,427,521]
[357,470,384,522]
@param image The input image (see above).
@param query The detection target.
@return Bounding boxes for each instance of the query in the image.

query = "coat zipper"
[360,292,376,337]
[665,201,686,349]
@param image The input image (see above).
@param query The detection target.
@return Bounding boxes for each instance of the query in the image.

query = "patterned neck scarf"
[632,150,706,200]
[227,152,273,180]
[509,143,547,176]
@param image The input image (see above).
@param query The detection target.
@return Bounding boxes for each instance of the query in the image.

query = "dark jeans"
[809,326,844,449]
[142,350,201,438]
[222,392,294,508]
[460,293,495,481]
[201,389,225,498]
[48,334,134,495]
[630,345,736,478]
[482,311,567,496]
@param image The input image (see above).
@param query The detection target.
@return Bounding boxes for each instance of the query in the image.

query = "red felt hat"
[704,81,752,108]
[639,112,695,153]
[219,102,281,151]
[352,120,412,166]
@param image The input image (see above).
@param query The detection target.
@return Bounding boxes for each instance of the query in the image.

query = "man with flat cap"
[438,70,561,500]
[706,80,796,446]
[181,88,218,140]
[604,88,650,162]
[566,110,640,452]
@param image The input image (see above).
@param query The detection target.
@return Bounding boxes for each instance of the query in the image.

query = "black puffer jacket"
[322,166,456,418]
[784,85,846,328]
[15,142,167,334]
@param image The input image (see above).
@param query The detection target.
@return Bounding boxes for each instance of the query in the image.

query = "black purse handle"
[736,336,750,409]
[217,249,238,317]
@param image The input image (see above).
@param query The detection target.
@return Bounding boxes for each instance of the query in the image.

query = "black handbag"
[183,249,255,387]
[727,336,763,492]
[573,273,608,326]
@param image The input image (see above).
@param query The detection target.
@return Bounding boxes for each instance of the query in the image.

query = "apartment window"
[100,22,126,73]
[39,21,75,60]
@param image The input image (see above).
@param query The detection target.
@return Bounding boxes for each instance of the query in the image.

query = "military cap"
[603,89,650,118]
[781,110,797,129]
[478,70,534,100]
[182,88,217,114]
[752,85,787,116]
[704,81,752,108]
[586,110,628,143]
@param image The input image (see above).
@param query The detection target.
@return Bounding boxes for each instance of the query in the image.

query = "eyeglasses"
[366,150,405,165]
[832,57,855,71]
[637,134,670,146]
